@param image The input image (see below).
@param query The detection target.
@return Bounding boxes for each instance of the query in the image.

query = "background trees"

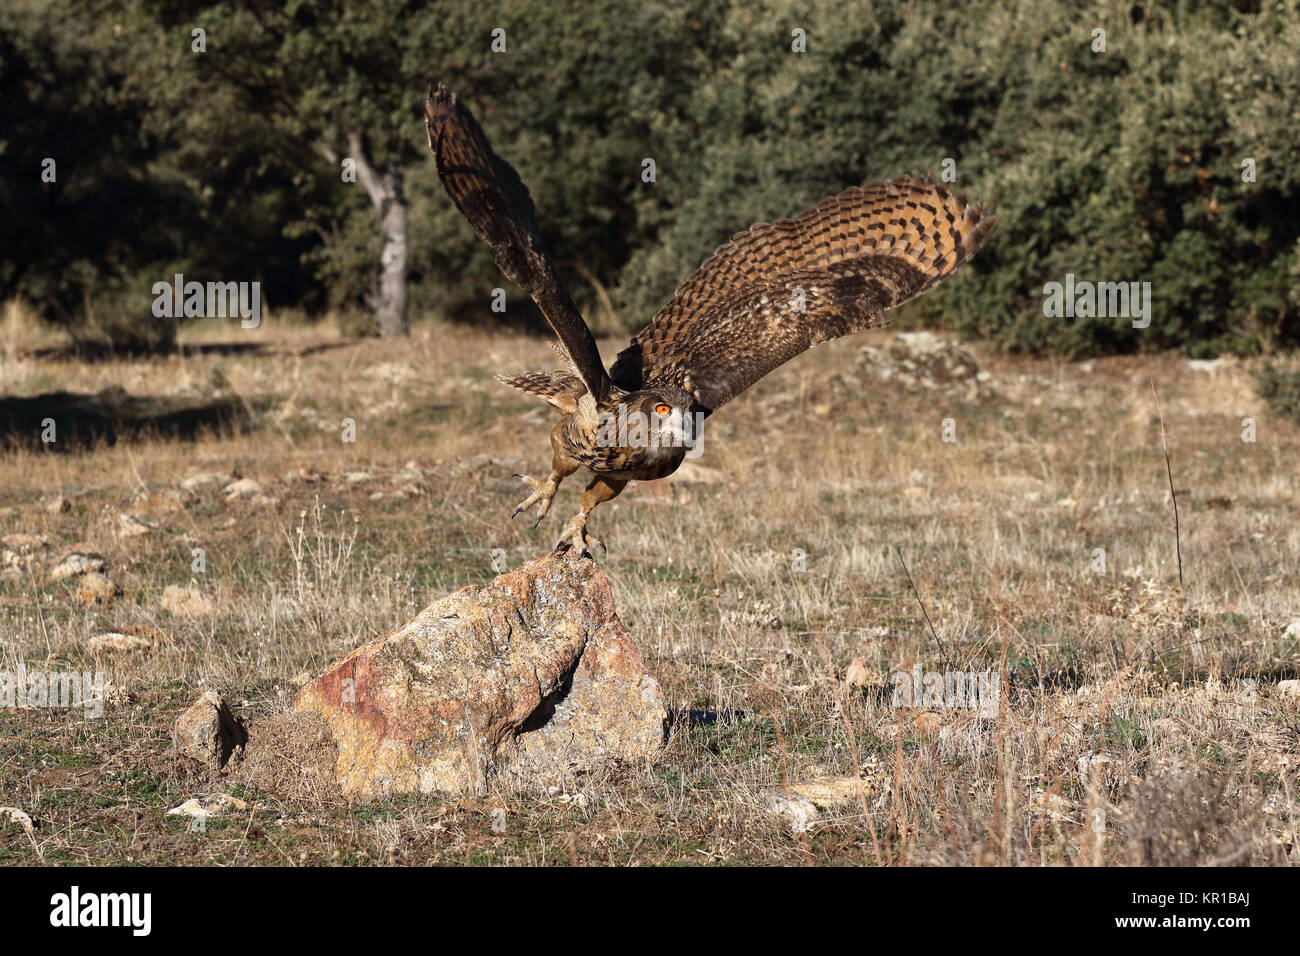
[2,0,1297,354]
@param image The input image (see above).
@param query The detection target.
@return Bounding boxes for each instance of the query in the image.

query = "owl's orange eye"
[654,403,672,416]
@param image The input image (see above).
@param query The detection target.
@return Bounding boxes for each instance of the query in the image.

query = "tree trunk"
[348,132,409,337]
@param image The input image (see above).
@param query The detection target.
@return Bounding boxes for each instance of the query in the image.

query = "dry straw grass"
[0,308,1297,865]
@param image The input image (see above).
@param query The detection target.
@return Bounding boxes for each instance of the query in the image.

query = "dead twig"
[896,547,950,670]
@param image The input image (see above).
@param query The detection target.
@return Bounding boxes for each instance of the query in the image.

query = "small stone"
[0,807,35,833]
[2,533,48,551]
[180,471,233,493]
[1028,790,1074,820]
[789,776,873,808]
[1283,620,1300,641]
[343,471,373,484]
[50,552,108,581]
[767,792,819,833]
[223,477,262,500]
[160,584,216,618]
[74,572,120,604]
[118,513,156,537]
[87,632,151,655]
[174,691,248,770]
[166,793,248,818]
[1277,680,1300,700]
[844,657,871,688]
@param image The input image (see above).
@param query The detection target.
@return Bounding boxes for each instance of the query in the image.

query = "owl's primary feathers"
[425,83,994,555]
[609,178,995,411]
[425,85,612,404]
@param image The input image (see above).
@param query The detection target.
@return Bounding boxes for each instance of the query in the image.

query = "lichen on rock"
[293,552,667,797]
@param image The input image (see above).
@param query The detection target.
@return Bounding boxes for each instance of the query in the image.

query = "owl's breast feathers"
[559,402,689,481]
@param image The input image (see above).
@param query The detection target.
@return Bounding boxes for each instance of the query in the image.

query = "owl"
[425,84,994,555]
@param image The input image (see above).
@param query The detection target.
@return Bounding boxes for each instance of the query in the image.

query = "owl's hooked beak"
[659,407,701,451]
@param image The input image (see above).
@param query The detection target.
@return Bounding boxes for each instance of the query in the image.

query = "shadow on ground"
[0,387,254,449]
[28,339,354,361]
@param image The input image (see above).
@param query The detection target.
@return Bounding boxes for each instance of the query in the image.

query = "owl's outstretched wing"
[609,177,994,413]
[425,83,612,402]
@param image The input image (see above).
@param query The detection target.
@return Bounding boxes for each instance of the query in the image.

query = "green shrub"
[1253,362,1300,425]
[4,0,1298,357]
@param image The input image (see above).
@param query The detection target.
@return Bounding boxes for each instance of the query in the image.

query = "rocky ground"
[1,314,1297,865]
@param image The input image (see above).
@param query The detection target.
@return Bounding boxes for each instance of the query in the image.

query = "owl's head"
[627,386,701,451]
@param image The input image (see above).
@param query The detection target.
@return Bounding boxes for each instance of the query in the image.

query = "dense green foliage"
[1253,362,1300,424]
[2,0,1297,354]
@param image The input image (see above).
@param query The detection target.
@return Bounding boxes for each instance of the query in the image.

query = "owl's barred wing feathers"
[610,177,995,412]
[496,369,586,415]
[424,83,612,402]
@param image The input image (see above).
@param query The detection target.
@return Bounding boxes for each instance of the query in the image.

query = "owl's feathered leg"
[555,475,627,558]
[511,446,579,526]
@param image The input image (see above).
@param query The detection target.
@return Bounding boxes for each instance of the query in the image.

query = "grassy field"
[1,309,1297,866]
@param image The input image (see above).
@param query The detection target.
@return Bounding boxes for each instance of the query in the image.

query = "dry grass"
[1,310,1297,865]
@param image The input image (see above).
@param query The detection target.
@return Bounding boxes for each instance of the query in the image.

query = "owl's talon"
[510,473,558,525]
[554,515,602,558]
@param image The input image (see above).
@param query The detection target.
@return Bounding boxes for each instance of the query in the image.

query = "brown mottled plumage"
[425,83,995,556]
[425,84,611,403]
[496,369,586,415]
[609,178,996,411]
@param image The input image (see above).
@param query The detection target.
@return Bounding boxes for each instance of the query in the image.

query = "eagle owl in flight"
[425,83,994,556]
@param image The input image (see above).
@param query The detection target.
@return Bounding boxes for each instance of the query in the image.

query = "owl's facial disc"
[652,401,696,449]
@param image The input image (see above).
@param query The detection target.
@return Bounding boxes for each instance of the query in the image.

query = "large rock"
[857,331,989,393]
[294,553,667,797]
